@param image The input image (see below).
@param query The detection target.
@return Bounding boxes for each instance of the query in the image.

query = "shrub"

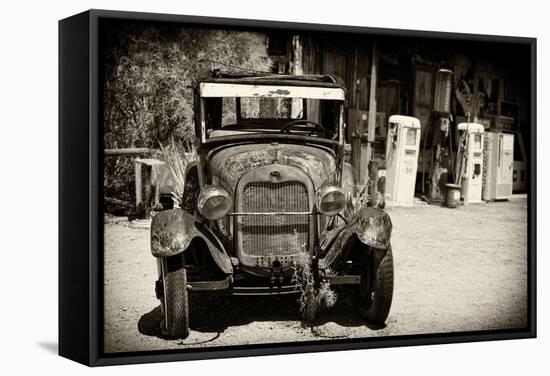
[293,250,338,325]
[102,24,273,202]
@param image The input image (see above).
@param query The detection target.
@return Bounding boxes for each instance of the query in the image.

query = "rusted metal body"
[150,74,393,296]
[208,143,337,190]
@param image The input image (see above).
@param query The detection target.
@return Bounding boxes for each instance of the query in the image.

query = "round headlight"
[197,185,232,220]
[317,185,345,216]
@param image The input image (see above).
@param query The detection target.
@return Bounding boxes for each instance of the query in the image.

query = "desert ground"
[103,196,528,353]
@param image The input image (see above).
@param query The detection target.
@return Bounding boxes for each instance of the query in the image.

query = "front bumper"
[176,270,361,296]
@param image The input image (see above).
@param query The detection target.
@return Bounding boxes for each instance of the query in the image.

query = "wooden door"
[412,66,435,135]
[321,47,354,139]
[377,81,403,136]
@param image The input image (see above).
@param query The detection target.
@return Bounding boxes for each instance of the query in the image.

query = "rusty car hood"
[209,143,337,189]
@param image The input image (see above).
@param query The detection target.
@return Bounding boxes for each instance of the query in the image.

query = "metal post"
[351,47,362,184]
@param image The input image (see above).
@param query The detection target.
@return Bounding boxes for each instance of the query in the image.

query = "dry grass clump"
[293,249,337,324]
[158,137,197,208]
[350,182,371,213]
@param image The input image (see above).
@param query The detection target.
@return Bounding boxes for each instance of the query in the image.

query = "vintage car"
[151,74,393,338]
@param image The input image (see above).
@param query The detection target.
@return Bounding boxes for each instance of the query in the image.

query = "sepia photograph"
[99,16,531,354]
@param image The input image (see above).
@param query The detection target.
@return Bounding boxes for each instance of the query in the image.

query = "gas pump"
[456,123,484,203]
[483,132,514,200]
[384,115,421,206]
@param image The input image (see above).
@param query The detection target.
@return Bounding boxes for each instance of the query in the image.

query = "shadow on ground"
[138,292,384,340]
[37,341,58,354]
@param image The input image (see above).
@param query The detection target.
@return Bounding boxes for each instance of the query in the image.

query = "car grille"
[240,181,310,258]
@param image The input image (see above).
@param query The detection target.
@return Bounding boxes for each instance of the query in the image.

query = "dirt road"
[104,197,528,353]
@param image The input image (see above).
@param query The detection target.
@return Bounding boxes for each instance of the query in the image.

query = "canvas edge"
[59,9,93,366]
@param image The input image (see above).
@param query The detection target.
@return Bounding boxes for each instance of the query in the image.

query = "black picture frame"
[59,9,537,366]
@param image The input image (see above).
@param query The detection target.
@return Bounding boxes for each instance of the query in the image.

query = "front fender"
[347,206,392,248]
[150,209,232,274]
[319,207,392,269]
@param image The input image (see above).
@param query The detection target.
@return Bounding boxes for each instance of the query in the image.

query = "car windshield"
[200,83,344,142]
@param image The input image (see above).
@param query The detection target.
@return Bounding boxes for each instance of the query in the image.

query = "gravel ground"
[103,197,528,353]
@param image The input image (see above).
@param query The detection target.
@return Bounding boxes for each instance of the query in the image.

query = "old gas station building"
[264,31,531,198]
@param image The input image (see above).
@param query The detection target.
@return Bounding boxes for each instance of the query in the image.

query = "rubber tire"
[163,264,190,339]
[357,246,394,324]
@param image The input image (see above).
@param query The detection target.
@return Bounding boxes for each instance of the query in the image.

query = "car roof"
[200,73,346,90]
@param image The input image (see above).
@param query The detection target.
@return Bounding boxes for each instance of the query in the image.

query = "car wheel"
[161,257,190,339]
[357,246,393,325]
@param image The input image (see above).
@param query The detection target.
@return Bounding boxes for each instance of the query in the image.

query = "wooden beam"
[472,59,480,122]
[104,197,133,208]
[365,42,378,184]
[134,160,142,215]
[104,148,151,157]
[291,34,304,75]
[144,167,152,219]
[291,34,305,119]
